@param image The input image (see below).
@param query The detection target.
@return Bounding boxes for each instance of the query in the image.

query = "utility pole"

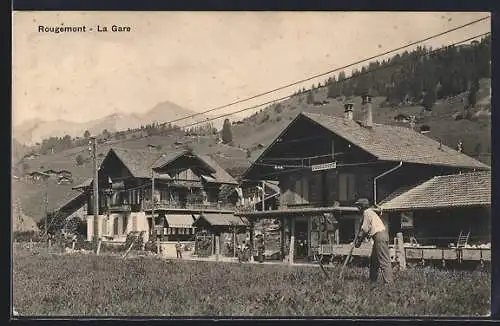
[44,191,48,242]
[151,170,156,240]
[89,137,99,244]
[261,181,265,212]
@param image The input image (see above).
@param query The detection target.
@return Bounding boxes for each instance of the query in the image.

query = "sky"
[12,11,491,127]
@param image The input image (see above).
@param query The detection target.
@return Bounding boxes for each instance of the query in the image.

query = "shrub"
[123,231,145,251]
[13,231,42,242]
[144,241,157,253]
[420,125,431,132]
[260,114,270,124]
[75,154,85,166]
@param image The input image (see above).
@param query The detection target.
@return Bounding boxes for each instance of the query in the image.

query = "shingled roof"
[97,147,237,185]
[110,147,164,178]
[195,154,238,185]
[379,171,491,211]
[301,112,489,169]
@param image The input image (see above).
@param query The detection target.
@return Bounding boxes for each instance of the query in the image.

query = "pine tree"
[306,91,314,104]
[222,119,233,144]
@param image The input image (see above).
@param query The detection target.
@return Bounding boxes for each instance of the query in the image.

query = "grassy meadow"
[13,248,490,317]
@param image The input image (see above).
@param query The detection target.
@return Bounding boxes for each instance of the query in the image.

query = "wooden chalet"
[379,171,491,247]
[192,213,249,256]
[73,147,239,245]
[28,171,51,182]
[237,95,490,263]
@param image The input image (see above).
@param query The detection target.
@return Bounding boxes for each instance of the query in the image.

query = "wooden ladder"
[457,230,471,264]
[457,230,470,248]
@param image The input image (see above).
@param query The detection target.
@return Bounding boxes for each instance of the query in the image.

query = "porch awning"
[155,173,172,181]
[195,213,249,227]
[165,214,195,228]
[201,175,217,183]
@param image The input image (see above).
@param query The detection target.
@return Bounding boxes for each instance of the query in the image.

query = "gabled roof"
[98,147,237,185]
[196,154,238,185]
[301,112,489,169]
[152,149,191,170]
[379,171,491,211]
[109,148,164,179]
[152,149,237,185]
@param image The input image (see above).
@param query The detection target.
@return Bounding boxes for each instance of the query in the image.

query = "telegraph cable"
[178,32,491,130]
[162,16,490,126]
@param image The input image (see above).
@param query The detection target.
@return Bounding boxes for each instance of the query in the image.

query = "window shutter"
[132,214,137,231]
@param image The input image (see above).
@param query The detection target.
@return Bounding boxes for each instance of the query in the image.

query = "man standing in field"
[354,198,394,285]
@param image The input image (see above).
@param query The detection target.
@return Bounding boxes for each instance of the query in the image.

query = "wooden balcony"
[143,200,236,212]
[108,204,132,212]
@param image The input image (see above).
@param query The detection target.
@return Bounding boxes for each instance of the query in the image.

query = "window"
[131,215,137,231]
[102,217,108,235]
[292,175,309,205]
[309,173,323,205]
[325,170,338,204]
[123,216,127,234]
[339,174,356,202]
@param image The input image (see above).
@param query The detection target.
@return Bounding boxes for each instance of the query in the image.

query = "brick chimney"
[344,103,354,120]
[361,94,373,128]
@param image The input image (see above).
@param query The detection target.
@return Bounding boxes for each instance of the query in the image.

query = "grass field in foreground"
[13,250,490,317]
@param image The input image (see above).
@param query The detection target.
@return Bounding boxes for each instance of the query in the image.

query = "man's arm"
[354,214,368,248]
[354,214,366,248]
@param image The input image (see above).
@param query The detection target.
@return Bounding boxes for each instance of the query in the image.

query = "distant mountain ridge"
[13,101,204,145]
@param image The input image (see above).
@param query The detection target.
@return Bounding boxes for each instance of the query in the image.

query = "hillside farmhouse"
[72,148,245,252]
[27,171,51,183]
[237,95,491,263]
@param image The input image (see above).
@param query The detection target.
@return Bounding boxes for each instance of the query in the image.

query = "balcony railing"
[143,200,236,211]
[108,204,132,212]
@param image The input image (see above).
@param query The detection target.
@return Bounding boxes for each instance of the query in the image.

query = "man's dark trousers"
[370,230,394,284]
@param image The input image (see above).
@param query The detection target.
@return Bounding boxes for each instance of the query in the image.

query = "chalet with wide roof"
[73,147,242,245]
[238,95,490,263]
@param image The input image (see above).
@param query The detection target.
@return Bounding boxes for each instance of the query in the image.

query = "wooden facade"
[80,148,238,243]
[239,109,490,263]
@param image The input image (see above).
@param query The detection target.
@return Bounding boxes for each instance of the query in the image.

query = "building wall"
[412,207,490,246]
[86,212,150,242]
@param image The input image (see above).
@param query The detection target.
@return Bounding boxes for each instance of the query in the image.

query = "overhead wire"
[162,16,490,126]
[93,29,490,151]
[177,31,491,130]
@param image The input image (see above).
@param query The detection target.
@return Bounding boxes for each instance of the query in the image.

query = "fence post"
[288,218,295,265]
[72,240,76,251]
[96,239,102,255]
[215,235,220,261]
[396,232,406,270]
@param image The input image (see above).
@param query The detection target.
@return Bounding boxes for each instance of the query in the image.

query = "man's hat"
[354,198,370,209]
